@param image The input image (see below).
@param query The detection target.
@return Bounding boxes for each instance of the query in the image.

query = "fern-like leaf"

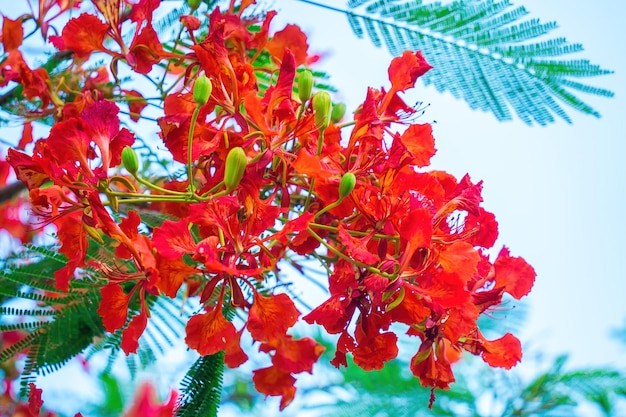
[175,353,225,417]
[302,0,613,125]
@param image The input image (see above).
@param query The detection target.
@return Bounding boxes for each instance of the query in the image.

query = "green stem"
[134,175,189,196]
[309,222,399,241]
[188,105,202,194]
[306,227,395,279]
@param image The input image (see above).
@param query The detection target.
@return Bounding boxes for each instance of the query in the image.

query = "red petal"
[129,25,164,74]
[410,347,455,389]
[97,284,129,333]
[128,0,160,24]
[468,208,499,249]
[263,49,297,121]
[6,148,49,190]
[252,366,297,411]
[185,306,238,356]
[124,90,148,122]
[353,331,398,370]
[420,271,470,309]
[247,293,300,342]
[27,383,44,415]
[47,118,94,176]
[60,14,109,59]
[17,122,33,150]
[399,123,436,167]
[155,255,196,298]
[397,207,432,270]
[438,241,480,283]
[224,328,249,368]
[122,381,177,417]
[54,213,88,291]
[152,219,196,260]
[267,24,310,66]
[180,15,201,31]
[121,310,148,354]
[494,247,536,299]
[388,50,433,93]
[2,16,24,52]
[337,225,379,265]
[81,100,131,172]
[264,336,325,374]
[303,295,352,334]
[482,332,522,369]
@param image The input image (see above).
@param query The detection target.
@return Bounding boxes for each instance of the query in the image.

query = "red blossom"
[122,381,177,417]
[494,247,536,299]
[28,383,44,416]
[399,123,437,167]
[1,0,536,408]
[54,212,88,292]
[247,293,300,342]
[121,308,149,354]
[98,284,130,333]
[2,16,24,52]
[388,50,433,93]
[152,219,196,260]
[52,14,109,59]
[481,332,522,369]
[185,305,249,367]
[353,331,398,370]
[267,24,312,67]
[252,366,296,411]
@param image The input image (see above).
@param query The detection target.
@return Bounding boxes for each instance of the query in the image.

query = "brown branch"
[0,182,27,204]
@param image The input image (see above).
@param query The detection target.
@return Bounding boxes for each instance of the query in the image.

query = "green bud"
[298,69,314,103]
[331,103,347,123]
[312,91,332,131]
[338,172,356,200]
[121,146,139,175]
[186,0,202,10]
[224,147,247,192]
[193,74,213,106]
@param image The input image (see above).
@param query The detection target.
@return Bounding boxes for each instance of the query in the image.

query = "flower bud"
[193,74,212,106]
[338,172,356,200]
[312,91,332,130]
[298,69,313,103]
[186,0,202,10]
[121,146,139,175]
[331,102,346,123]
[224,147,247,192]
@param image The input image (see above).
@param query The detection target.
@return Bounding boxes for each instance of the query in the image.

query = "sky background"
[1,0,625,414]
[271,0,626,371]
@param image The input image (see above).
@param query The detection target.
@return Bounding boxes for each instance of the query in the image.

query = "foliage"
[305,0,614,125]
[0,0,613,416]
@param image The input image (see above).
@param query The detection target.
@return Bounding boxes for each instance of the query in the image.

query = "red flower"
[122,381,177,417]
[267,24,315,67]
[2,16,24,52]
[185,304,241,358]
[98,284,130,333]
[494,246,536,299]
[481,332,522,369]
[252,366,296,411]
[52,14,109,59]
[388,50,433,93]
[247,293,300,343]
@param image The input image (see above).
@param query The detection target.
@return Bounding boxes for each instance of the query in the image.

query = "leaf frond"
[340,0,614,124]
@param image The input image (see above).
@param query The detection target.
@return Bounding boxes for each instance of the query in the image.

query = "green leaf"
[334,0,614,125]
[176,353,225,417]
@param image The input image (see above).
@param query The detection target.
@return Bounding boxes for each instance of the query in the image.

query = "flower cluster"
[1,0,535,411]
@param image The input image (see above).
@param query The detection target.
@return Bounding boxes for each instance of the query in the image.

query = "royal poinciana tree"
[0,0,611,416]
